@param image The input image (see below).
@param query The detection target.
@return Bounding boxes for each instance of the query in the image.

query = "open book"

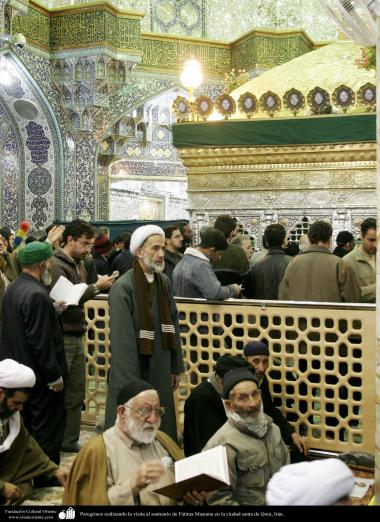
[50,275,88,306]
[154,445,230,501]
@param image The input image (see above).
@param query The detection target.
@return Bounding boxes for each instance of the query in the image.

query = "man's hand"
[54,468,67,486]
[171,374,180,391]
[53,300,67,314]
[48,377,64,393]
[1,482,21,501]
[131,460,166,497]
[291,432,309,455]
[47,225,65,245]
[183,490,209,505]
[230,284,242,297]
[95,274,116,291]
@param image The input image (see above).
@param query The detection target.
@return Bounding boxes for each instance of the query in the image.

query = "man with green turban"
[0,241,67,475]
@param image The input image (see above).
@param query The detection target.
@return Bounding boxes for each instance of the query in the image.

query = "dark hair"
[283,242,299,256]
[3,387,32,397]
[263,224,286,248]
[62,220,95,244]
[336,231,354,247]
[308,220,332,244]
[163,225,180,240]
[180,223,191,234]
[199,226,228,251]
[25,236,37,244]
[214,215,237,239]
[121,231,132,249]
[361,218,376,236]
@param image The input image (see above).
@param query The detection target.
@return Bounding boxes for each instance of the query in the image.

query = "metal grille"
[83,298,375,453]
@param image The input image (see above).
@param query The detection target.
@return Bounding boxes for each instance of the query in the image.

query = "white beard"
[143,253,165,274]
[122,415,161,445]
[41,267,52,286]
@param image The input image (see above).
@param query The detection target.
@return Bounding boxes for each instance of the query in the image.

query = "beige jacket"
[204,416,289,506]
[279,245,360,303]
[343,246,375,303]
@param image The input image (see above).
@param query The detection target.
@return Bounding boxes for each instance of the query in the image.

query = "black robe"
[0,272,67,464]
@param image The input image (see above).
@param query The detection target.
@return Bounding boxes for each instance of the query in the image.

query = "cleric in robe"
[104,225,185,441]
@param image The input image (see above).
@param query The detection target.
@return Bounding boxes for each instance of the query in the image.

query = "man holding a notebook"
[204,368,289,505]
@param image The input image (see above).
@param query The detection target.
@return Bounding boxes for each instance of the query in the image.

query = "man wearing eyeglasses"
[63,380,206,506]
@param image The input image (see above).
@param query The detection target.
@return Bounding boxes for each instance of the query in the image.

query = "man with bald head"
[105,225,184,441]
[64,380,205,506]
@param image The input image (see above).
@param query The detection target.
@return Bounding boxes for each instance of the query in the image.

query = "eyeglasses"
[124,405,166,418]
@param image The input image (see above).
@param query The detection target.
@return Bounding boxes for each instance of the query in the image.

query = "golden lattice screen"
[83,298,375,453]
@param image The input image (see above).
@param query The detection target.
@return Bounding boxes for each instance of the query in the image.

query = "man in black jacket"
[243,341,309,462]
[0,242,67,465]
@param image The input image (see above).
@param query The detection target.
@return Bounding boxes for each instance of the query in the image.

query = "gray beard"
[228,407,268,438]
[41,267,52,286]
[143,253,165,274]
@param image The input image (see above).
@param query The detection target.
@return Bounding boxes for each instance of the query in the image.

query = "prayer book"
[50,275,88,306]
[154,445,230,501]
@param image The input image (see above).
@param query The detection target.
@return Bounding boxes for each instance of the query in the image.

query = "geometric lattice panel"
[83,298,375,454]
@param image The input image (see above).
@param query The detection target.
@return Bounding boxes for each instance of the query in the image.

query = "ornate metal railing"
[83,297,375,454]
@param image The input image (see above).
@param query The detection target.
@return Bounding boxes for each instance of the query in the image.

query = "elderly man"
[105,225,185,441]
[243,341,308,462]
[0,242,66,465]
[183,355,250,457]
[0,360,66,505]
[344,218,376,302]
[63,380,205,506]
[266,458,354,505]
[204,368,289,505]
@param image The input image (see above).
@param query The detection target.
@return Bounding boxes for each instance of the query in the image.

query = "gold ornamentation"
[307,87,331,115]
[238,92,258,118]
[172,96,191,122]
[216,94,236,119]
[332,85,355,113]
[259,91,281,117]
[282,88,305,116]
[195,96,214,121]
[356,83,376,111]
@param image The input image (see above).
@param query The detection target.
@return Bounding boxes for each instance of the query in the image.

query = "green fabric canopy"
[172,113,375,148]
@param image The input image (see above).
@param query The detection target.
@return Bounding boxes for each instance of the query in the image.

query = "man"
[0,235,20,336]
[105,225,185,441]
[266,458,354,505]
[0,242,66,464]
[110,231,134,276]
[343,218,376,302]
[173,226,241,300]
[251,224,292,300]
[163,225,183,283]
[0,359,66,505]
[212,215,250,291]
[0,227,15,253]
[92,234,113,276]
[298,234,310,253]
[178,223,193,254]
[279,220,360,302]
[51,220,115,452]
[183,355,250,457]
[204,368,289,505]
[333,231,355,258]
[230,234,254,262]
[243,341,308,462]
[63,380,205,506]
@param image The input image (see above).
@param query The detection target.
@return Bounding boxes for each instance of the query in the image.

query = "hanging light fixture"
[180,58,203,99]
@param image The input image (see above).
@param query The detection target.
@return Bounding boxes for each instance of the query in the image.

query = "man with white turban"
[105,225,184,441]
[266,458,355,505]
[0,359,67,505]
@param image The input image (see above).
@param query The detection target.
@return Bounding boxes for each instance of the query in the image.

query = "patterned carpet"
[22,427,97,506]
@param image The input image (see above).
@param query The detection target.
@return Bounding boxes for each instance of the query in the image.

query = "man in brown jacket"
[279,220,360,303]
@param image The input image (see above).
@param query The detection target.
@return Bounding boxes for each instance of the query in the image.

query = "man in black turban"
[183,354,250,456]
[63,379,206,506]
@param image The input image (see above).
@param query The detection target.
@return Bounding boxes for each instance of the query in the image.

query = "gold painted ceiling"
[231,41,375,119]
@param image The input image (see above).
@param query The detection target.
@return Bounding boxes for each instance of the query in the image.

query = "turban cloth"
[18,241,53,265]
[222,368,258,399]
[117,380,154,406]
[130,225,164,256]
[0,359,36,389]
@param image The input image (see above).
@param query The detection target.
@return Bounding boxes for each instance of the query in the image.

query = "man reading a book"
[0,242,67,466]
[204,368,289,505]
[63,380,205,506]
